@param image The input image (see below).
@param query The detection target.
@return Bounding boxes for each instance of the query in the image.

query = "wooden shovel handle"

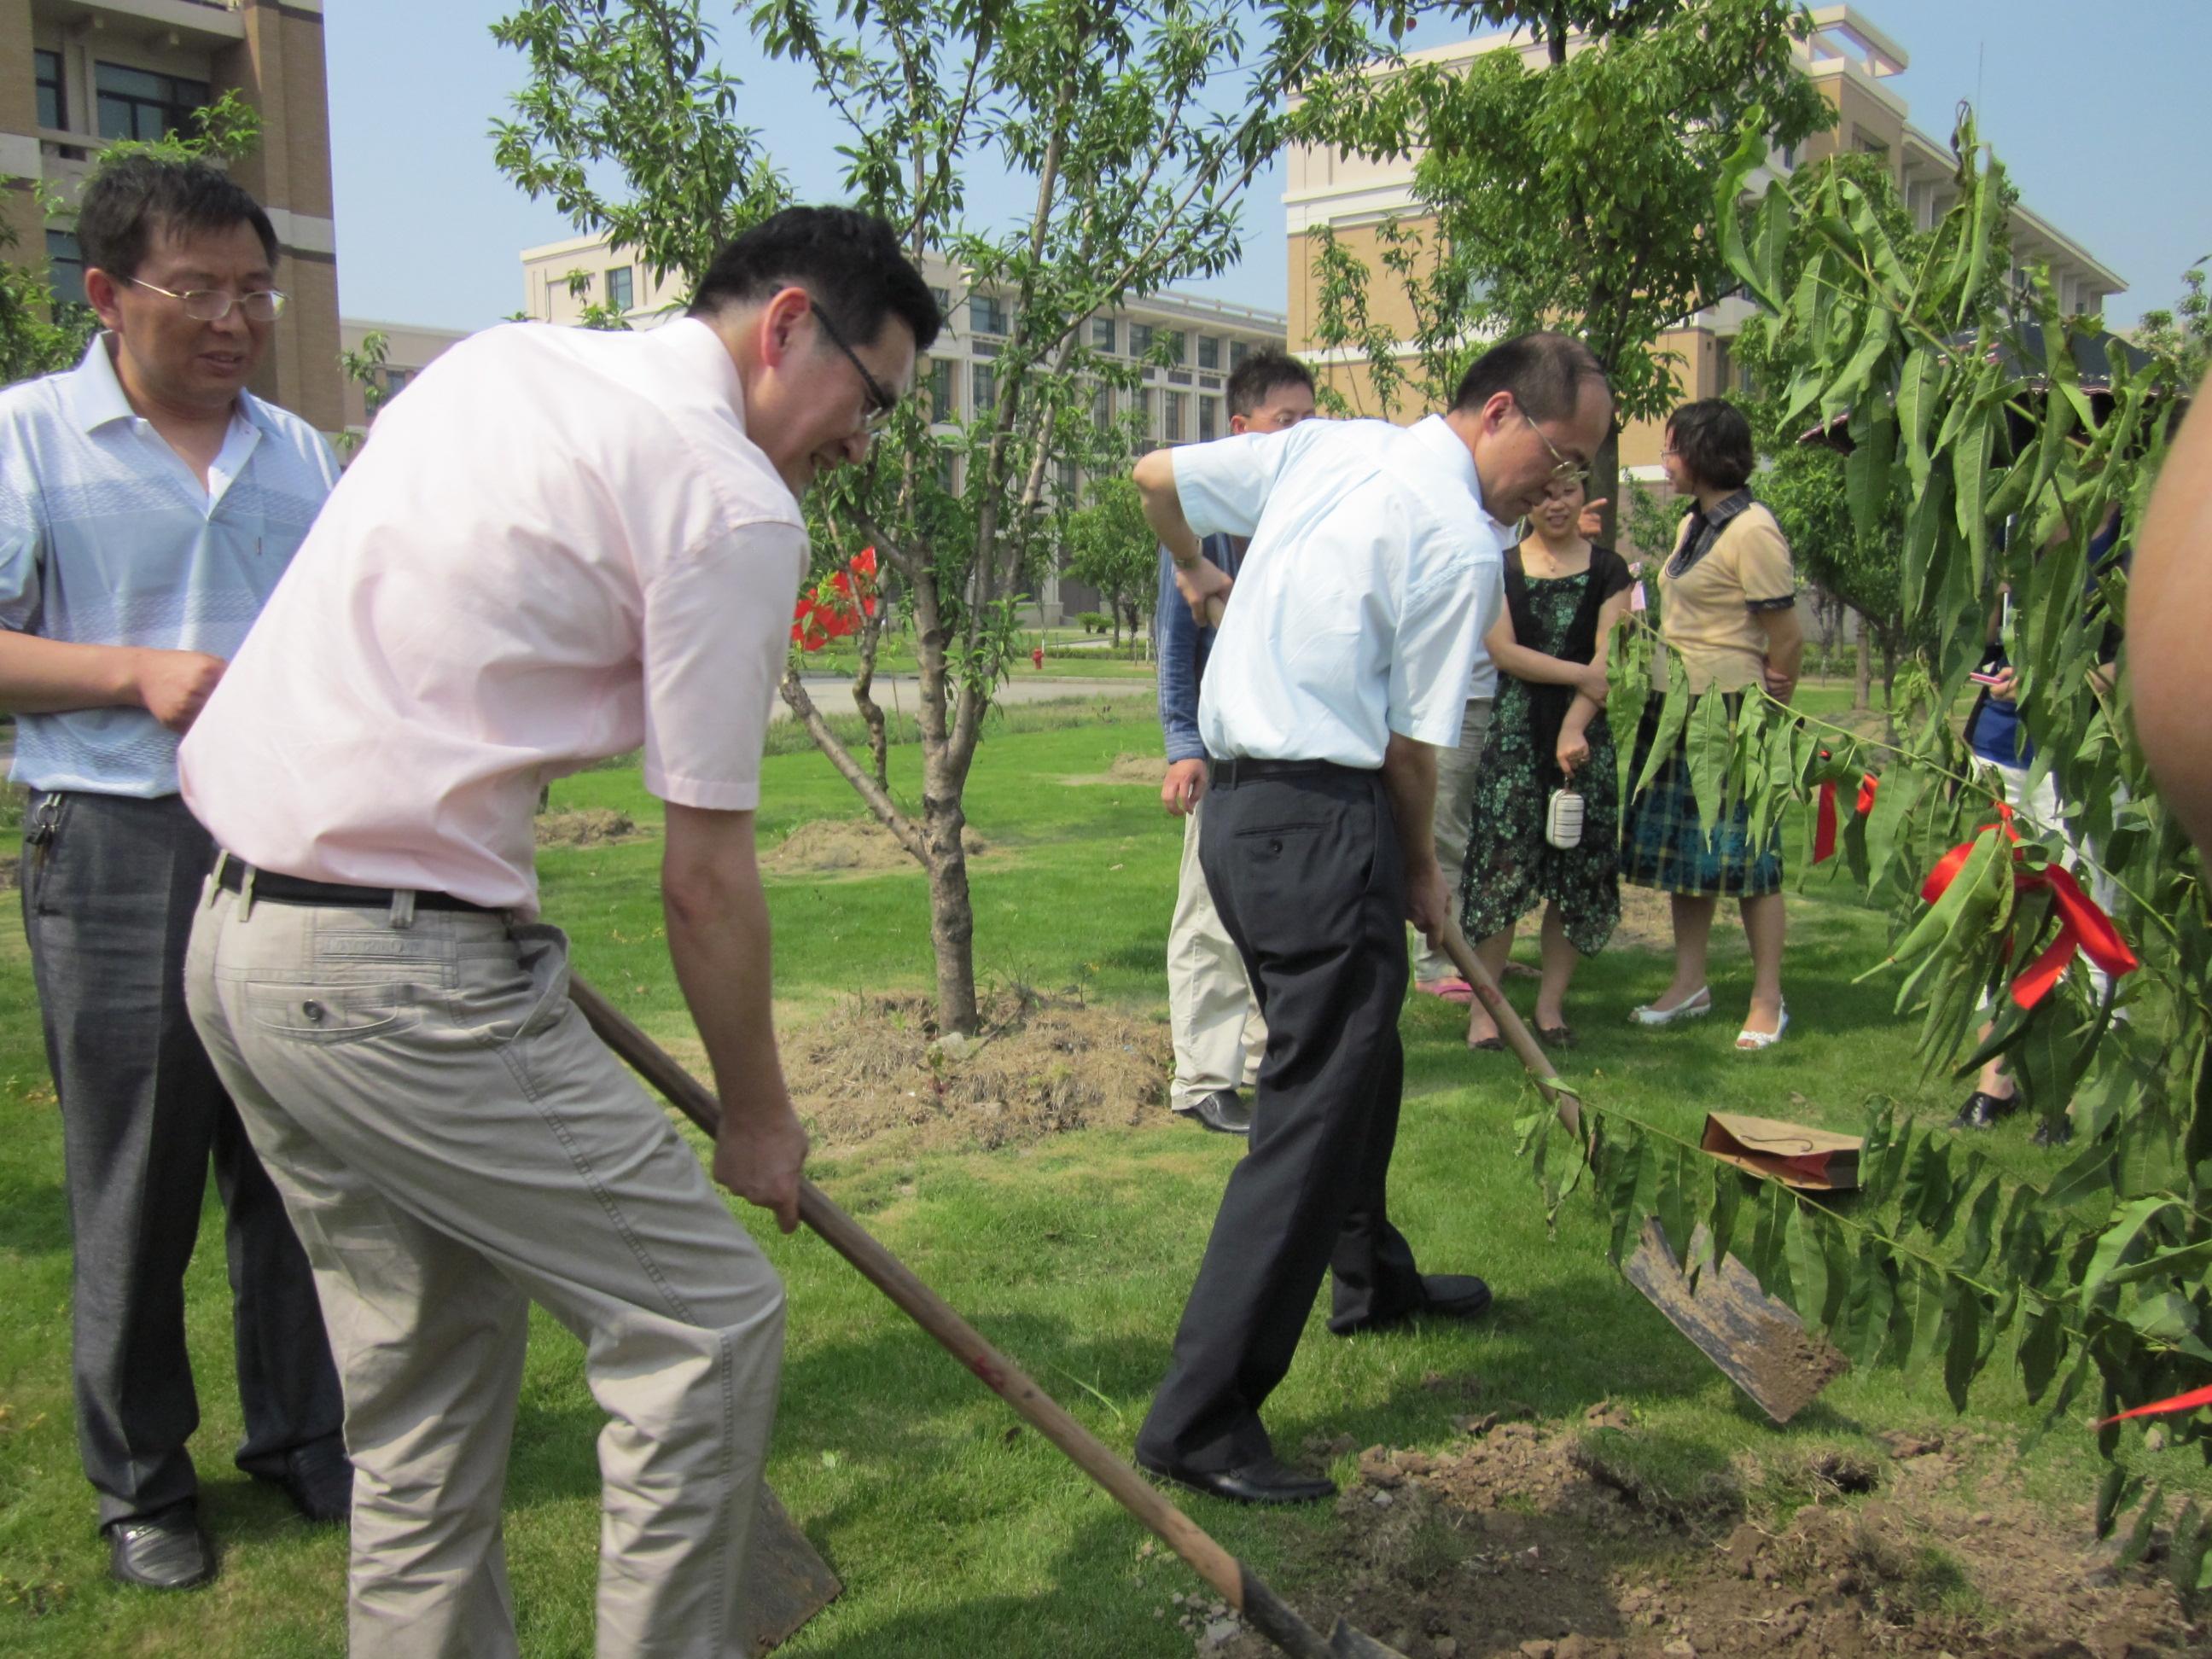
[563,976,1254,1616]
[1435,916,1585,1138]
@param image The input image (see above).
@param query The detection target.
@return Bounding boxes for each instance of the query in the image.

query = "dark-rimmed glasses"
[127,278,288,323]
[809,300,897,433]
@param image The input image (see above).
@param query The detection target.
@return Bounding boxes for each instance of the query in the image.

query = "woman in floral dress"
[1459,475,1635,1049]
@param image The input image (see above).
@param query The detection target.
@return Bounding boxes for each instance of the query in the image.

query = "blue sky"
[328,2,2209,335]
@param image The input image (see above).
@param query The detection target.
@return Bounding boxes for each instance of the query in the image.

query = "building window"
[931,285,951,319]
[1163,392,1185,443]
[44,229,84,308]
[606,266,633,313]
[1091,316,1115,352]
[1159,330,1185,365]
[1198,398,1217,441]
[96,62,212,144]
[34,49,64,131]
[1138,387,1155,432]
[381,366,416,399]
[1196,335,1220,370]
[1127,322,1154,358]
[1092,386,1113,430]
[928,358,954,421]
[1229,340,1249,370]
[1058,460,1078,498]
[971,363,995,412]
[969,293,1007,335]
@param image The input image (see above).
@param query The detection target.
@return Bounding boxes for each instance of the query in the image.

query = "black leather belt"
[1208,757,1365,789]
[215,858,500,914]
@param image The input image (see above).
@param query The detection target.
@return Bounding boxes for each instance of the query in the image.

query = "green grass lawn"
[2,701,2199,1656]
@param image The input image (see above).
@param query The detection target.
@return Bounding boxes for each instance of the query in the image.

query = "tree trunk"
[853,609,891,791]
[1592,426,1621,550]
[1879,631,1899,702]
[920,744,979,1036]
[1853,620,1872,710]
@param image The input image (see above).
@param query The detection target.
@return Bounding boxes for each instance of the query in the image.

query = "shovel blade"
[1621,1217,1847,1423]
[747,1483,842,1653]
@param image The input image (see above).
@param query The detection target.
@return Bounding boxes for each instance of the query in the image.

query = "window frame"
[95,61,212,145]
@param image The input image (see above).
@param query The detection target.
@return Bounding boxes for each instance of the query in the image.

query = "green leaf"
[1601,1122,1645,1266]
[1786,1201,1831,1330]
[1656,1144,1692,1261]
[2119,1485,2168,1571]
[1901,1133,1954,1237]
[1708,1166,1744,1271]
[2081,1196,2184,1315]
[1906,1260,1949,1371]
[2096,1461,2138,1540]
[1943,1279,1982,1411]
[1683,690,1732,838]
[2017,1301,2067,1403]
[1632,656,1691,801]
[1957,1173,2005,1278]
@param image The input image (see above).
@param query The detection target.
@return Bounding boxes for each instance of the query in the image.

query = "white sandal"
[1736,1004,1790,1051]
[1629,987,1711,1026]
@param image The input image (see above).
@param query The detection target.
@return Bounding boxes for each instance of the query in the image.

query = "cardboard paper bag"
[1699,1111,1861,1190]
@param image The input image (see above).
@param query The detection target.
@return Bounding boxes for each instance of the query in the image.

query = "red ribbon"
[2097,1383,2212,1428]
[1918,810,2138,1009]
[1811,769,1881,865]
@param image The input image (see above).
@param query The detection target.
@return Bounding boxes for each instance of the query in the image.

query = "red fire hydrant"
[1031,645,1045,671]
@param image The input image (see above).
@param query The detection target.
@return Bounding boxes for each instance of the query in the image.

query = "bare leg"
[1739,891,1786,1036]
[1465,924,1516,1047]
[1534,904,1577,1031]
[1651,894,1717,1010]
[1971,1019,2015,1099]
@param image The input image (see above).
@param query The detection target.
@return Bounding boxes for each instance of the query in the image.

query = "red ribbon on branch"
[2096,1383,2212,1428]
[1918,806,2139,1009]
[790,546,881,653]
[1810,764,1881,865]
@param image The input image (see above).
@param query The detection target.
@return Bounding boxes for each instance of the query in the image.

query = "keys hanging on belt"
[23,794,62,876]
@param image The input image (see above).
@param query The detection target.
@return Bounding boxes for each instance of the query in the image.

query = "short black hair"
[690,206,941,356]
[75,154,278,284]
[1665,399,1755,491]
[1225,348,1314,420]
[1452,330,1610,423]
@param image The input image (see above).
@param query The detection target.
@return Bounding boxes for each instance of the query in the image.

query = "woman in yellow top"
[1621,399,1804,1049]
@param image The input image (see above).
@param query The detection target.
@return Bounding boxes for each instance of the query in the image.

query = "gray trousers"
[186,884,785,1658]
[1411,696,1494,981]
[19,790,342,1528]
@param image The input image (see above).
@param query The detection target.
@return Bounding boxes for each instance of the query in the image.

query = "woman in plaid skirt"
[1620,400,1804,1050]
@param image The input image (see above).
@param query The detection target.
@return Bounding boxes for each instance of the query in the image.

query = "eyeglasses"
[127,279,288,323]
[809,300,897,434]
[1521,408,1590,486]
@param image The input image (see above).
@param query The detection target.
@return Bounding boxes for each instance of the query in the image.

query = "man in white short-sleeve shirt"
[178,207,938,1657]
[1129,333,1612,1506]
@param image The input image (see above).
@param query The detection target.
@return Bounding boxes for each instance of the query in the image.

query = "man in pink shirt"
[178,207,936,1657]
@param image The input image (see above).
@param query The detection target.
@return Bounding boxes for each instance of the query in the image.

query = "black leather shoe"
[108,1509,214,1590]
[1333,1272,1494,1335]
[1185,1089,1252,1137]
[1136,1451,1336,1505]
[1950,1090,2020,1131]
[2031,1114,2075,1148]
[262,1438,353,1525]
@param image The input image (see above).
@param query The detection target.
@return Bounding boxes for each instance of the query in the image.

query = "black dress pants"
[21,790,344,1528]
[1136,763,1428,1473]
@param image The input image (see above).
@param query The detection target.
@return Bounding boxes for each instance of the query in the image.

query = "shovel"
[1434,921,1845,1422]
[568,973,1409,1659]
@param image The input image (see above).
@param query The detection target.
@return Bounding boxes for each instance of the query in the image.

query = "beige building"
[1283,4,2125,521]
[521,231,1289,619]
[337,315,469,438]
[2,0,344,428]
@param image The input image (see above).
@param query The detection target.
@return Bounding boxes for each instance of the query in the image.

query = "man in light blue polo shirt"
[0,155,346,1590]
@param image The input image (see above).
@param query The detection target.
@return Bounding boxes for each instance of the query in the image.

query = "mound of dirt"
[535,808,649,848]
[781,987,1168,1151]
[761,818,988,877]
[1202,1412,2197,1659]
[1063,751,1169,786]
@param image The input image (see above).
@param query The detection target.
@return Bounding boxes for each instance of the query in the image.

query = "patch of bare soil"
[534,808,651,849]
[1610,886,1677,952]
[781,987,1169,1150]
[761,818,988,877]
[1199,1411,2198,1659]
[1063,751,1170,786]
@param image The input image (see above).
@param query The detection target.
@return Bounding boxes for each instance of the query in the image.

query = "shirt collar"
[63,332,271,440]
[1407,413,1511,534]
[657,315,748,425]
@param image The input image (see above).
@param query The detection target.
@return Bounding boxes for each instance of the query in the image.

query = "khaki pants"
[1167,798,1265,1111]
[1412,696,1493,982]
[185,883,784,1659]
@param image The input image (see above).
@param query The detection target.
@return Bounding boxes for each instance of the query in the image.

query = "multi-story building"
[521,231,1288,620]
[3,0,344,429]
[1281,3,2125,533]
[337,315,469,438]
